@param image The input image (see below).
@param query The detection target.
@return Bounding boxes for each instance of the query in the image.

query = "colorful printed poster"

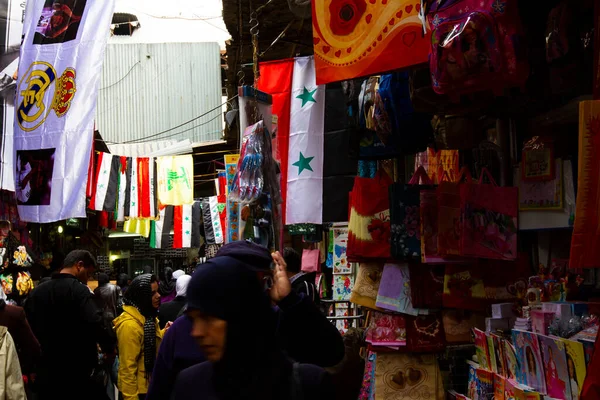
[311,0,430,84]
[333,274,354,301]
[335,303,350,335]
[561,339,587,400]
[538,334,572,400]
[14,0,116,222]
[503,340,518,381]
[474,328,491,371]
[518,159,563,211]
[225,154,240,242]
[366,312,406,347]
[477,368,494,400]
[333,226,353,274]
[491,334,506,377]
[467,361,478,400]
[512,330,547,394]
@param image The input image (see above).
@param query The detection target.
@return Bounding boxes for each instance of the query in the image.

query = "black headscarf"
[97,273,110,287]
[187,255,292,400]
[123,274,158,375]
[158,267,175,297]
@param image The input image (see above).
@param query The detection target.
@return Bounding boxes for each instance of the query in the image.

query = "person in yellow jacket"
[114,274,171,400]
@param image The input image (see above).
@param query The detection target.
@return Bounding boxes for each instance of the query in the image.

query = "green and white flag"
[286,56,325,225]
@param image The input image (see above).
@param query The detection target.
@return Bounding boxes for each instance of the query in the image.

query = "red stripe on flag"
[86,137,95,198]
[138,158,150,217]
[89,152,103,210]
[173,205,183,248]
[257,59,294,226]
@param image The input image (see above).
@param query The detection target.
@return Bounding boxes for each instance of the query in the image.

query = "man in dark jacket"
[24,250,115,400]
[93,272,122,326]
[146,241,344,400]
[283,247,320,305]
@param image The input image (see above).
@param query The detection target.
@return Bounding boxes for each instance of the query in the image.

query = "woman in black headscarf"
[158,267,176,304]
[172,255,333,400]
[113,274,171,400]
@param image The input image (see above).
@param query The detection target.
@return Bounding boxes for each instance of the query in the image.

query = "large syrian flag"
[286,56,325,225]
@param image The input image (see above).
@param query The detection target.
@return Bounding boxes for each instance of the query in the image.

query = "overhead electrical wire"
[99,96,236,145]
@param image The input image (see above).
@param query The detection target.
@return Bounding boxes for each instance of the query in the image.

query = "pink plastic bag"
[427,0,529,96]
[301,249,321,272]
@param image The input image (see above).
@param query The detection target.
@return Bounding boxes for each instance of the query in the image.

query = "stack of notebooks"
[514,317,532,331]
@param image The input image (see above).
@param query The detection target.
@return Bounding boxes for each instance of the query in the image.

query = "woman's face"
[188,309,227,362]
[151,281,160,309]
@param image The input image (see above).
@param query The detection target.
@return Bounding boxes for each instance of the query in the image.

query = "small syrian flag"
[90,154,158,221]
[286,56,325,225]
[150,201,202,249]
[90,153,120,212]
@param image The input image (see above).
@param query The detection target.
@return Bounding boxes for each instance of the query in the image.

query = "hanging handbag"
[437,167,472,256]
[389,166,434,261]
[347,170,393,261]
[460,168,518,260]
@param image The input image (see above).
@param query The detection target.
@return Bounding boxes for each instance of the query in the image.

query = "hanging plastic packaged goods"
[426,0,529,97]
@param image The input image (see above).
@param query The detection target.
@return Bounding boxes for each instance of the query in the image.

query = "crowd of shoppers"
[0,242,342,399]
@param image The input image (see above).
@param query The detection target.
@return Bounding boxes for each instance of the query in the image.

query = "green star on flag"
[296,87,317,107]
[292,152,314,175]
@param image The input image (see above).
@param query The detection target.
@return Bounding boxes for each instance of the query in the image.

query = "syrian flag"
[286,56,325,225]
[150,201,202,249]
[90,153,120,212]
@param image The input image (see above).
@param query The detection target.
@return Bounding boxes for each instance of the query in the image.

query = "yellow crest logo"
[17,61,76,132]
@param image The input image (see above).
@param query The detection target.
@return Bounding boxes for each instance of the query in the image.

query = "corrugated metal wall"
[96,42,223,145]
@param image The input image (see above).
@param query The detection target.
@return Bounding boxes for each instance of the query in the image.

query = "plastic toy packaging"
[229,121,265,204]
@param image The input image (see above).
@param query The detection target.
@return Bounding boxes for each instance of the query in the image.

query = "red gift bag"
[348,170,393,261]
[437,167,472,256]
[460,168,519,260]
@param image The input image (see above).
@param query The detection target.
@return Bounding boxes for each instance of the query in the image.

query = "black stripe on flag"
[124,157,132,217]
[103,156,121,212]
[191,200,202,248]
[202,198,216,244]
[162,205,174,249]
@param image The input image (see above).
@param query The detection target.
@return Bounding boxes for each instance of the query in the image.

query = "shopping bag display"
[389,167,434,261]
[437,167,472,256]
[348,171,393,261]
[460,168,518,260]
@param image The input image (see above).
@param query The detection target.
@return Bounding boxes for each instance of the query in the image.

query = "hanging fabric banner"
[311,0,430,84]
[257,59,294,225]
[286,56,325,225]
[13,0,116,222]
[0,0,25,191]
[570,100,600,268]
[157,155,194,206]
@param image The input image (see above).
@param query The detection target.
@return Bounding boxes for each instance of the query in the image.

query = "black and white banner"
[13,0,115,222]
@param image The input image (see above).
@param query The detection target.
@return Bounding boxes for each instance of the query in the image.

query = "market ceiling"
[222,0,313,87]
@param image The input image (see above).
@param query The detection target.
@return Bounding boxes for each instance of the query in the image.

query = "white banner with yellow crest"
[13,0,115,222]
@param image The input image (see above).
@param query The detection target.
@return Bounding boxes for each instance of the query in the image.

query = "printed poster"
[333,273,354,301]
[332,225,352,274]
[311,0,430,84]
[14,0,116,222]
[225,154,240,242]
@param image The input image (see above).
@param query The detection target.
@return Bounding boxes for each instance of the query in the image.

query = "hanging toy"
[229,121,265,204]
[13,246,32,268]
[1,273,13,295]
[16,271,34,296]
